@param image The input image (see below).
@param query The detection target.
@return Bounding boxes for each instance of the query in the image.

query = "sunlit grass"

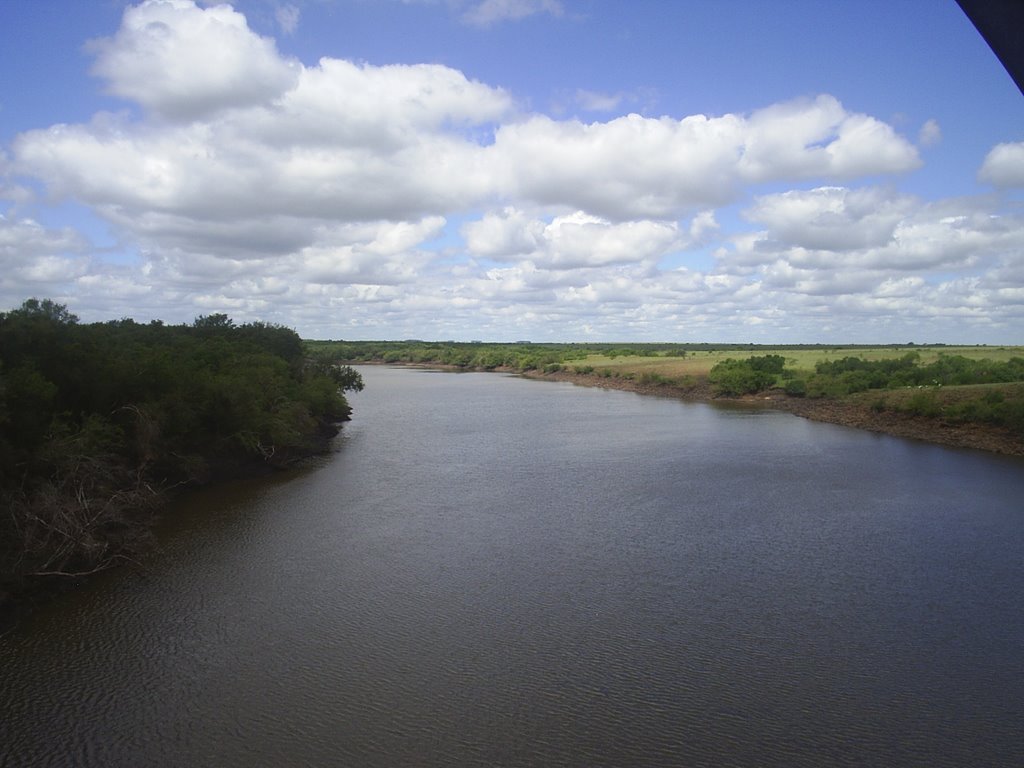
[577,346,1024,378]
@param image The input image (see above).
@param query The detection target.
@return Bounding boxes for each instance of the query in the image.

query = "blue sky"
[1,0,1022,342]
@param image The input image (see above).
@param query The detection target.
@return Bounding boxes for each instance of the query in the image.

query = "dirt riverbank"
[522,369,1024,457]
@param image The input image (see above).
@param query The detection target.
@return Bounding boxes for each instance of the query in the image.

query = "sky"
[1,0,1022,343]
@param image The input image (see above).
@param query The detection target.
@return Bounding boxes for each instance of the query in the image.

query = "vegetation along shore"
[315,340,1024,457]
[0,300,363,620]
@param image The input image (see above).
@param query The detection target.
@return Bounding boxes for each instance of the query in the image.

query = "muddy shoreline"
[521,369,1024,457]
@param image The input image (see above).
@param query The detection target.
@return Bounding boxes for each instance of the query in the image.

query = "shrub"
[904,392,940,417]
[783,378,807,397]
[747,354,786,374]
[639,372,668,386]
[708,359,776,395]
[983,389,1005,405]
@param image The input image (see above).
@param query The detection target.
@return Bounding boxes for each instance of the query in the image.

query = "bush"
[639,372,669,386]
[806,375,854,399]
[747,354,786,374]
[708,359,776,395]
[783,378,807,397]
[983,389,1005,405]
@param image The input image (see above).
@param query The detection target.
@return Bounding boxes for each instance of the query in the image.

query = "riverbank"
[0,423,345,632]
[522,369,1024,457]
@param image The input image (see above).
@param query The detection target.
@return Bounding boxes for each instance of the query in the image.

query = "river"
[2,365,1023,767]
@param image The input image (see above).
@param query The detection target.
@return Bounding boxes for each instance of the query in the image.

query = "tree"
[708,358,777,395]
[3,297,79,325]
[0,300,364,598]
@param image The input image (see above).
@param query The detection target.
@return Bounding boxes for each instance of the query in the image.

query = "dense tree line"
[1,299,362,597]
[306,340,593,371]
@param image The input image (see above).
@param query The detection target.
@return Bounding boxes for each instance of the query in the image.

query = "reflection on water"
[3,366,1024,767]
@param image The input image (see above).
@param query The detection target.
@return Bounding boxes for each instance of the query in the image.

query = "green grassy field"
[574,346,1024,378]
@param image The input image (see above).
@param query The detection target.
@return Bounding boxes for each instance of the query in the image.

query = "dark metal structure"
[956,0,1024,95]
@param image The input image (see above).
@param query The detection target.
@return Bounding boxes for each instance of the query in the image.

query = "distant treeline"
[305,339,956,372]
[1,299,362,597]
[307,340,649,370]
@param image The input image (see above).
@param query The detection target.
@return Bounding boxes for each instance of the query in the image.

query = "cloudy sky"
[1,0,1022,342]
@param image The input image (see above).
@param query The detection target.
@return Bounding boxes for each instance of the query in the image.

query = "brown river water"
[2,365,1023,766]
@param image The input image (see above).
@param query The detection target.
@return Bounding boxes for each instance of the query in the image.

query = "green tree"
[708,358,777,395]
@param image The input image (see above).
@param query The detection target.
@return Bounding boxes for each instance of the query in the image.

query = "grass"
[851,381,1024,409]
[575,346,1024,379]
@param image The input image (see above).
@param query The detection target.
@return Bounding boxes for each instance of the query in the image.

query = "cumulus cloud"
[3,0,1020,342]
[87,0,300,120]
[978,142,1024,188]
[732,187,1023,275]
[14,56,512,228]
[462,207,546,257]
[688,210,719,241]
[274,58,514,146]
[464,209,683,268]
[743,187,914,252]
[0,212,87,263]
[0,212,90,308]
[15,1,921,252]
[738,96,920,182]
[493,96,919,219]
[710,186,1024,340]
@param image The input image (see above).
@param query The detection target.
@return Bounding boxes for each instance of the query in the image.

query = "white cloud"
[705,187,1024,340]
[462,207,546,257]
[3,0,1020,342]
[16,3,921,248]
[575,89,624,112]
[535,212,680,269]
[0,213,91,308]
[87,0,300,120]
[464,209,696,269]
[273,58,513,147]
[744,187,914,252]
[462,0,563,27]
[689,210,719,241]
[0,212,86,262]
[275,4,300,35]
[738,96,921,182]
[978,142,1024,188]
[14,254,90,283]
[494,97,919,219]
[732,188,1023,275]
[918,119,941,147]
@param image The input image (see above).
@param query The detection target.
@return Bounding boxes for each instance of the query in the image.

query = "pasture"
[574,346,1024,378]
